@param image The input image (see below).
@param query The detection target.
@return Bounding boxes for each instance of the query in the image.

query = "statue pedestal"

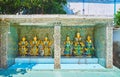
[15,57,54,64]
[15,57,98,64]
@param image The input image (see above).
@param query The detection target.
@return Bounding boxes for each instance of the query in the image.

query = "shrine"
[0,15,113,69]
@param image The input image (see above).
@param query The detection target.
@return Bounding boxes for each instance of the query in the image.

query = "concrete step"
[15,57,98,64]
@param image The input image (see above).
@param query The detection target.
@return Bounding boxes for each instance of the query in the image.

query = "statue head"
[87,35,91,41]
[22,37,26,41]
[76,32,81,38]
[44,33,49,41]
[66,35,70,41]
[33,36,37,41]
[44,36,48,41]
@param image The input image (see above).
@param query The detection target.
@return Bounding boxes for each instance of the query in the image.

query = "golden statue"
[75,31,82,42]
[43,36,52,56]
[38,40,44,56]
[80,42,85,55]
[85,35,94,57]
[73,32,84,56]
[64,35,72,56]
[29,36,39,56]
[19,37,28,56]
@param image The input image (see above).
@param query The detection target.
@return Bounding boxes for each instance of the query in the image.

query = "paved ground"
[0,64,120,77]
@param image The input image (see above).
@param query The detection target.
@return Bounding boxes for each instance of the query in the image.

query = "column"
[0,27,1,68]
[0,21,9,68]
[106,24,113,68]
[54,24,61,69]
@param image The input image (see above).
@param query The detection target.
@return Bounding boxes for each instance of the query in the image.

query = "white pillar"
[106,24,113,68]
[54,24,61,69]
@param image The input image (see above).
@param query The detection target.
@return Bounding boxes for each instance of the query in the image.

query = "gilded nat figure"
[30,36,39,56]
[85,35,94,57]
[43,36,52,56]
[64,35,72,56]
[19,37,28,56]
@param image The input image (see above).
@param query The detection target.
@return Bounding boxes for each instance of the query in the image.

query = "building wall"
[65,0,120,15]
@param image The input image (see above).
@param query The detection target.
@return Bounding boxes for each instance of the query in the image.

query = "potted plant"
[114,9,120,29]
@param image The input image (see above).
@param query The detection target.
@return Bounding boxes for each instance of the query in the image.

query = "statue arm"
[25,41,28,46]
[30,41,33,46]
[18,42,21,46]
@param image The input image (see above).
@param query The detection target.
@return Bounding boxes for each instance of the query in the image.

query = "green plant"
[115,10,120,27]
[0,0,67,14]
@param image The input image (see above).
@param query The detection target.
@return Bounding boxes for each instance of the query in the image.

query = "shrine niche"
[17,26,54,57]
[63,32,94,57]
[61,26,95,58]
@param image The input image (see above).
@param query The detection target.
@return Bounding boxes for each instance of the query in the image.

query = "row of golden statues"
[64,32,94,57]
[19,36,53,56]
[19,32,94,57]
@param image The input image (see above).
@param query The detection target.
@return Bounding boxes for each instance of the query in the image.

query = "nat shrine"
[0,15,113,69]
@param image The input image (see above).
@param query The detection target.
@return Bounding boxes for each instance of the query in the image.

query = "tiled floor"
[8,64,104,70]
[0,62,120,77]
[0,66,120,77]
[9,64,54,70]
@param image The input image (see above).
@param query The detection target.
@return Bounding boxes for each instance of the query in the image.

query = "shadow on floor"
[0,63,36,77]
[0,69,27,77]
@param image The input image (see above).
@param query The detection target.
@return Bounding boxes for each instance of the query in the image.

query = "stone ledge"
[15,57,98,64]
[0,15,113,19]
